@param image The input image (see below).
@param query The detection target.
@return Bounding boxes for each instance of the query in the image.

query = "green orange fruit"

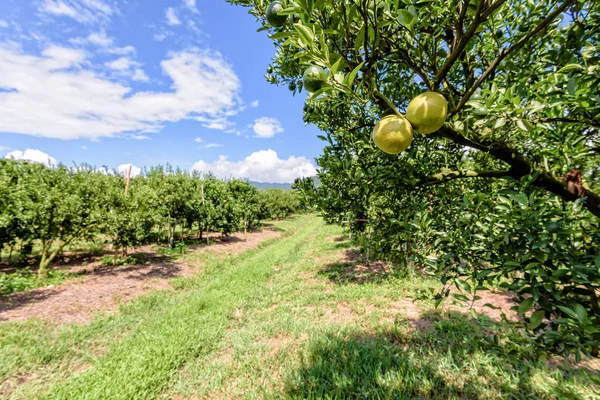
[372,115,414,155]
[405,91,448,134]
[303,65,328,93]
[266,2,287,27]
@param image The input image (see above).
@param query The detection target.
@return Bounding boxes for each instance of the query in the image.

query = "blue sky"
[0,0,324,182]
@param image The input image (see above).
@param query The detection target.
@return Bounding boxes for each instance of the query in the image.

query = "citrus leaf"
[518,297,534,315]
[530,309,545,329]
[269,31,296,40]
[516,119,534,131]
[344,61,365,87]
[573,303,587,324]
[329,57,344,76]
[294,23,314,47]
[557,305,578,319]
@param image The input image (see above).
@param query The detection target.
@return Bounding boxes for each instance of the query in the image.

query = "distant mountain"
[248,181,292,190]
[248,176,320,190]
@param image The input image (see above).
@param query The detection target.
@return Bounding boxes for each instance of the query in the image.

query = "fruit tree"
[230,0,600,358]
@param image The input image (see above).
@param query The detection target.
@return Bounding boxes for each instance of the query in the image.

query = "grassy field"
[1,215,598,399]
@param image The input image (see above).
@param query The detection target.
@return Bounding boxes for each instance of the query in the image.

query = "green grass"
[1,215,598,399]
[0,268,70,297]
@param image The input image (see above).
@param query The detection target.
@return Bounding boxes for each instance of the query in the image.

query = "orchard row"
[0,159,302,278]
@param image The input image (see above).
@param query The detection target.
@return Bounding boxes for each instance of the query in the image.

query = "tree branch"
[431,126,600,218]
[451,0,576,115]
[434,0,486,87]
[417,169,512,186]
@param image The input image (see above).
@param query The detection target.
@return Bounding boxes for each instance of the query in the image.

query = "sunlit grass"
[1,215,598,399]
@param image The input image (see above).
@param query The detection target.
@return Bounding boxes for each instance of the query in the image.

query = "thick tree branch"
[417,169,512,186]
[452,0,576,115]
[432,126,600,218]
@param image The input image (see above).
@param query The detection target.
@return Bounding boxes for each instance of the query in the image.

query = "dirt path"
[0,227,281,324]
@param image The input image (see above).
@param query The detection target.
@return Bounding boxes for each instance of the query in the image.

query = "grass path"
[1,215,598,399]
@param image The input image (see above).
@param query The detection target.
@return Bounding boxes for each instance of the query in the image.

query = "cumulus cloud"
[183,0,197,12]
[204,143,223,148]
[87,31,112,46]
[194,137,203,143]
[250,100,259,108]
[4,149,57,167]
[191,149,317,183]
[105,56,133,70]
[105,56,149,82]
[166,7,181,25]
[105,45,136,55]
[0,44,241,140]
[70,31,113,47]
[117,163,142,177]
[253,117,283,139]
[40,0,116,25]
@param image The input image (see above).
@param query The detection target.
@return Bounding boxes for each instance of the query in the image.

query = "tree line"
[0,159,302,278]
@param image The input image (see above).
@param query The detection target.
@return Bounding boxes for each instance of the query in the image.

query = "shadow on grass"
[318,249,403,285]
[283,313,598,399]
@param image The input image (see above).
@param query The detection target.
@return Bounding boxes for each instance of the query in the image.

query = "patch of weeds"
[99,254,143,267]
[0,268,68,296]
[156,242,189,257]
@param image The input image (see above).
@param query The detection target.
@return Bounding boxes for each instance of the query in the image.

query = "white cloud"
[70,31,113,47]
[106,45,135,55]
[117,163,142,177]
[87,31,112,46]
[0,146,10,152]
[253,117,283,138]
[250,100,259,108]
[40,0,116,25]
[166,7,181,25]
[204,143,223,148]
[191,149,317,183]
[105,57,148,82]
[105,56,132,71]
[183,0,197,12]
[194,137,203,143]
[0,20,8,28]
[4,149,57,167]
[82,145,87,150]
[131,134,149,140]
[153,32,170,42]
[0,44,241,140]
[132,68,149,82]
[42,45,86,69]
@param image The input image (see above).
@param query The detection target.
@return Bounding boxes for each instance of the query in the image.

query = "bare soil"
[0,227,281,324]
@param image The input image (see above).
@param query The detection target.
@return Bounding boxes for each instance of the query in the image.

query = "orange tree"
[230,0,600,358]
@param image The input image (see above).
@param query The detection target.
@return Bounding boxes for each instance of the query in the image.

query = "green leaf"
[269,31,296,40]
[293,23,315,47]
[516,119,534,131]
[530,310,545,329]
[557,305,578,319]
[344,61,365,88]
[518,298,534,315]
[494,118,506,129]
[329,57,344,76]
[398,9,415,32]
[573,303,587,324]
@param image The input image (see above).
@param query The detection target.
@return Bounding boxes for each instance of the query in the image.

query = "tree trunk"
[169,223,174,249]
[39,241,50,280]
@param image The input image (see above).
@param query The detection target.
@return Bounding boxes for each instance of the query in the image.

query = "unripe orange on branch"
[372,115,413,155]
[405,91,448,134]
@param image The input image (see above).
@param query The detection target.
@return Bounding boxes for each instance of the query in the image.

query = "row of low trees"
[0,160,303,278]
[234,0,600,358]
